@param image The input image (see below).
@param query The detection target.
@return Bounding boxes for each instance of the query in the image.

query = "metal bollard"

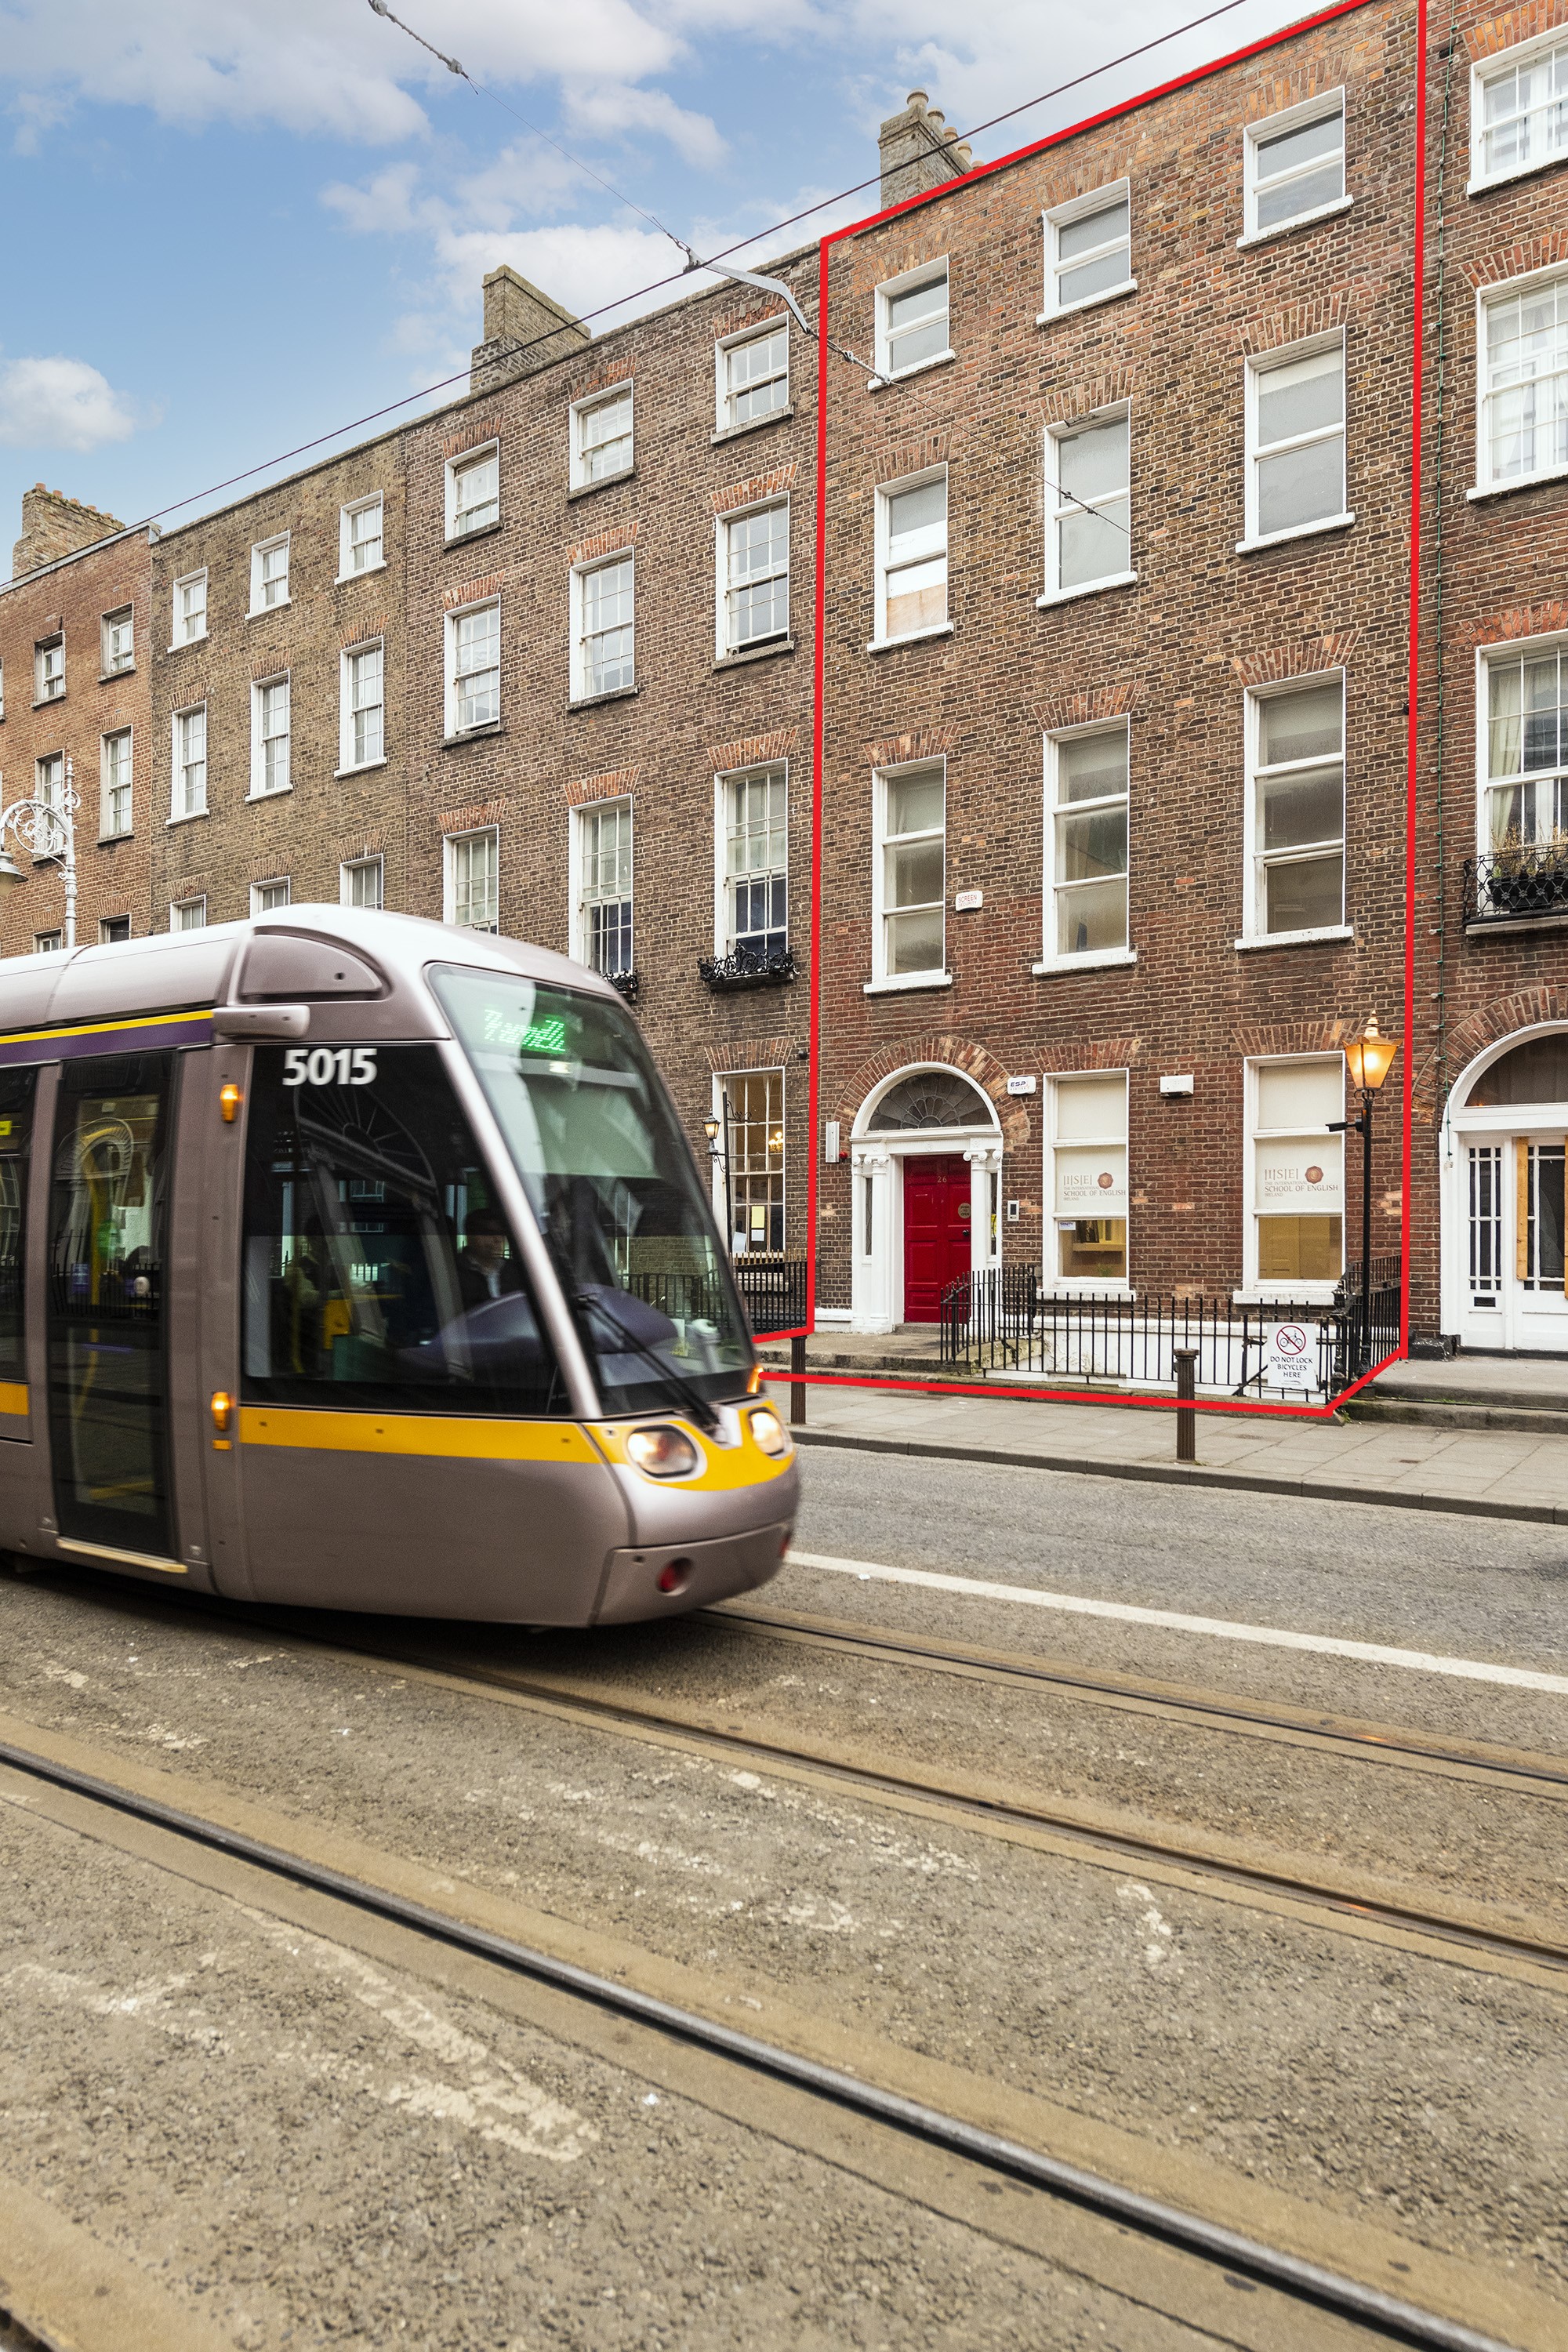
[1173,1347,1197,1464]
[790,1331,807,1428]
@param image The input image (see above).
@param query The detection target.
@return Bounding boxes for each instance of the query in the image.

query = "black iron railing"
[697,946,796,992]
[941,1265,1404,1399]
[1463,848,1568,926]
[731,1253,809,1338]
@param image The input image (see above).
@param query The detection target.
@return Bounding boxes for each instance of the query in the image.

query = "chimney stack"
[877,89,974,210]
[12,482,125,581]
[470,265,591,394]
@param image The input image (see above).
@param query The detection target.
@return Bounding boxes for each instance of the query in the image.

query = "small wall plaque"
[954,888,984,912]
[1006,1075,1037,1096]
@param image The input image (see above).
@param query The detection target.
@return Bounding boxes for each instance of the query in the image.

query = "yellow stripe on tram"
[237,1406,604,1465]
[0,1383,27,1418]
[0,1007,212,1051]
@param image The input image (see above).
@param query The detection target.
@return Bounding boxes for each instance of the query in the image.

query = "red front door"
[903,1155,972,1322]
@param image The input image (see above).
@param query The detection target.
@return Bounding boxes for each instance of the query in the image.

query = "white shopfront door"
[1455,1130,1568,1352]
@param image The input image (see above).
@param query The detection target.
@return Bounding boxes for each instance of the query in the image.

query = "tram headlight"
[625,1424,702,1479]
[747,1406,791,1458]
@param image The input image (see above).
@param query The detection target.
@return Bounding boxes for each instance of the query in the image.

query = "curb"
[789,1425,1568,1526]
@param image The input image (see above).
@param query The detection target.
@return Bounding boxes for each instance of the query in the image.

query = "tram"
[0,911,796,1622]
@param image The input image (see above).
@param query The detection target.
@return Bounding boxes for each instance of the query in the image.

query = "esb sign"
[1265,1321,1317,1390]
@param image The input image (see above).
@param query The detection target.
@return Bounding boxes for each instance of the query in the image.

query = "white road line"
[785,1551,1568,1697]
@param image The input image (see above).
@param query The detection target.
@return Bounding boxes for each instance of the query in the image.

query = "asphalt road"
[0,1451,1563,2350]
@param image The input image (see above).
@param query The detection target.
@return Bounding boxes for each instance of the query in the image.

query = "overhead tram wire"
[130,0,1267,535]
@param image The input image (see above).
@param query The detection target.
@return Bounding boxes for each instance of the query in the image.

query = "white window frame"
[444,827,499,933]
[250,877,292,915]
[445,441,500,543]
[1469,29,1568,194]
[1040,180,1134,323]
[1474,628,1568,862]
[712,1068,787,1254]
[568,384,633,489]
[444,597,501,738]
[249,532,290,615]
[101,604,134,676]
[34,635,64,704]
[715,497,790,658]
[713,763,789,960]
[714,319,790,434]
[1241,89,1349,244]
[1041,406,1134,604]
[1242,1053,1346,1303]
[337,493,385,580]
[34,753,64,826]
[873,260,953,383]
[1038,722,1135,974]
[570,554,636,702]
[169,702,208,823]
[1472,263,1568,499]
[33,930,63,956]
[569,798,635,977]
[872,466,949,648]
[1240,671,1350,948]
[338,639,386,775]
[98,915,131,945]
[249,671,292,800]
[867,760,949,994]
[169,895,207,932]
[100,728,133,840]
[1241,332,1352,550]
[1044,1069,1131,1298]
[0,659,5,719]
[340,855,385,910]
[172,568,207,648]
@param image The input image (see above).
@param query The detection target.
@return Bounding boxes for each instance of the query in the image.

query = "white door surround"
[1441,1022,1568,1352]
[848,1063,1002,1333]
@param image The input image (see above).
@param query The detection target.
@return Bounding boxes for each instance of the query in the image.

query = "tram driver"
[456,1204,523,1311]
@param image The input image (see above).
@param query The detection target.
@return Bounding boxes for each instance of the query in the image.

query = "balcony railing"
[606,967,641,1004]
[1464,848,1568,926]
[697,945,796,992]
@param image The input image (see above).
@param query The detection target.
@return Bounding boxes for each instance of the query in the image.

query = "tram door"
[45,1054,180,1571]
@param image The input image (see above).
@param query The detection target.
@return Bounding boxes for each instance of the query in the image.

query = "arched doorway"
[1443,1027,1568,1351]
[848,1065,1001,1333]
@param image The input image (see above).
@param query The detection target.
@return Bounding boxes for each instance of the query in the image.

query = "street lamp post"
[702,1111,732,1251]
[1334,1014,1400,1377]
[0,755,78,949]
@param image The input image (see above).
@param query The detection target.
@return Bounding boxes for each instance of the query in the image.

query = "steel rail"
[397,1653,1568,1976]
[0,1730,1523,2352]
[700,1603,1568,1793]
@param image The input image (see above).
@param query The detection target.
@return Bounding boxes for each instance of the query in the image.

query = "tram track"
[0,1723,1535,2352]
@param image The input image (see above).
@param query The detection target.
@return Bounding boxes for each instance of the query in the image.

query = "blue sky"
[0,0,1304,571]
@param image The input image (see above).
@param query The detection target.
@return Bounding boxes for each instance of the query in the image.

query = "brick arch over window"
[1440,989,1568,1109]
[836,1034,1031,1152]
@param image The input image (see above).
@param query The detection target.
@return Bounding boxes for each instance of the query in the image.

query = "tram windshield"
[432,965,753,1417]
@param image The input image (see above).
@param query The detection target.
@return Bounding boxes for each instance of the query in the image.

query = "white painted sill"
[165,809,209,827]
[866,622,954,653]
[1036,571,1137,608]
[166,634,207,652]
[1040,1280,1135,1301]
[1032,947,1138,975]
[1233,1286,1338,1308]
[247,600,292,619]
[868,350,956,390]
[1233,924,1353,950]
[1236,194,1353,249]
[1236,512,1355,555]
[712,405,794,445]
[1468,463,1568,502]
[1466,154,1568,197]
[334,757,389,779]
[1036,280,1138,325]
[862,971,953,996]
[245,786,294,804]
[334,562,387,584]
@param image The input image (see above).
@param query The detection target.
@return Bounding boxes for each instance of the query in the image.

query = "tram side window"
[241,1044,568,1415]
[0,1069,37,1378]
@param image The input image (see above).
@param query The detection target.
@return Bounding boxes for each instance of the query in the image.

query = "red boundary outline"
[794,0,1424,1426]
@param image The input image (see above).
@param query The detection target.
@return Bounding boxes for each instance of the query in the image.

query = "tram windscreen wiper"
[575,1287,721,1433]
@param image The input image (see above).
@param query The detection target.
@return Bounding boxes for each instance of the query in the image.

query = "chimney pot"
[907,89,928,107]
[879,85,971,208]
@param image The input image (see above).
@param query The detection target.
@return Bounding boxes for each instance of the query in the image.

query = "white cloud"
[0,356,140,452]
[0,0,688,146]
[560,79,725,170]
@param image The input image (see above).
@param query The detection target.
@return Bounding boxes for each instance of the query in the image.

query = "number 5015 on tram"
[0,910,797,1622]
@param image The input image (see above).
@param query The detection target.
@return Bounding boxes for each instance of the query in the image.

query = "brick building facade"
[0,488,152,955]
[6,0,1568,1359]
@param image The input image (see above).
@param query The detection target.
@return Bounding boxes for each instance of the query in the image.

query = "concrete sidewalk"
[763,1373,1568,1526]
